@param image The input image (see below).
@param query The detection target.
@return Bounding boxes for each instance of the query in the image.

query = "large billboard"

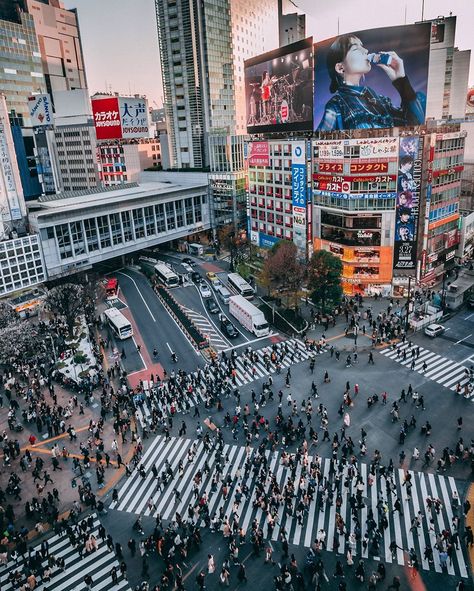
[393,136,423,270]
[245,38,313,134]
[247,142,269,166]
[92,96,150,141]
[313,23,431,131]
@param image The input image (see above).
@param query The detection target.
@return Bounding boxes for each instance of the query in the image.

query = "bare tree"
[44,283,85,338]
[262,241,304,308]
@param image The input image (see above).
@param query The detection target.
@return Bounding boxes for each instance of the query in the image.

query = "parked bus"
[103,307,133,340]
[154,262,179,287]
[227,273,254,299]
[105,277,118,298]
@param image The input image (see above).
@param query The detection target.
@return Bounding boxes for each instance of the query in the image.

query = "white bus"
[103,307,133,340]
[227,273,254,299]
[154,263,179,287]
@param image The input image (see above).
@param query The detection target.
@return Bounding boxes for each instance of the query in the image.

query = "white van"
[217,285,231,305]
[424,323,445,338]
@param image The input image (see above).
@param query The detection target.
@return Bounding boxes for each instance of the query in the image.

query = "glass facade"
[0,234,45,296]
[0,13,46,126]
[39,194,208,263]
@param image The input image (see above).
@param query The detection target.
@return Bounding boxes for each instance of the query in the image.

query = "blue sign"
[313,190,396,200]
[259,233,279,249]
[292,163,306,208]
[244,142,248,159]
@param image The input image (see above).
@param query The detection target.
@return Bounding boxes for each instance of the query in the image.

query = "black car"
[182,257,195,266]
[206,298,219,314]
[220,314,238,338]
[191,271,201,282]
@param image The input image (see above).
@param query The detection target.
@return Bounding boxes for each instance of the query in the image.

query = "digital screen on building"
[313,23,431,131]
[245,37,313,134]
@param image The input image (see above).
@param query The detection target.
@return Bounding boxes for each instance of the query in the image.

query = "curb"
[466,481,474,577]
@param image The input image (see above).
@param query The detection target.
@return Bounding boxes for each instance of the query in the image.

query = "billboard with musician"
[245,38,313,134]
[313,23,431,131]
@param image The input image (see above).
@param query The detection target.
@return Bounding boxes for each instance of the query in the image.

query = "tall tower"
[155,0,278,169]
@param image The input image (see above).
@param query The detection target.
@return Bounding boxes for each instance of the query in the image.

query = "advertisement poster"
[245,38,313,134]
[393,136,423,270]
[92,96,150,141]
[313,23,431,131]
[28,94,52,127]
[248,142,269,166]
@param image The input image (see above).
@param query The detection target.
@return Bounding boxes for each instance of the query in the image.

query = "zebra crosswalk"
[379,342,474,400]
[111,436,468,578]
[0,514,130,591]
[181,305,229,351]
[134,338,323,428]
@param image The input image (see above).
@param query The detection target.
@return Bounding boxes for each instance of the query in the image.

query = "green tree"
[44,283,85,338]
[263,240,304,308]
[307,249,343,312]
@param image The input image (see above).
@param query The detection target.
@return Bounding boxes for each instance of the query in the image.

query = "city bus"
[103,307,133,340]
[227,273,254,299]
[154,263,179,288]
[105,277,118,299]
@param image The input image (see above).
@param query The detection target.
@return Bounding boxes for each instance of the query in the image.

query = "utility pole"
[404,275,412,333]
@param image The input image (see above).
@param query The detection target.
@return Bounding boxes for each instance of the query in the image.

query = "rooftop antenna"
[421,0,425,21]
[404,4,407,24]
[337,17,340,35]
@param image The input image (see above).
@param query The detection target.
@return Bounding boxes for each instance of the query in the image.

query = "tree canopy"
[262,241,304,308]
[44,283,86,337]
[307,249,343,312]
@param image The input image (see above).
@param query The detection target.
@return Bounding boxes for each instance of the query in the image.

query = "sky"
[64,0,474,107]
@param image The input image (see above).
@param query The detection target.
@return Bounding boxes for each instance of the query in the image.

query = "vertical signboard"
[292,141,307,254]
[0,97,24,221]
[393,136,423,270]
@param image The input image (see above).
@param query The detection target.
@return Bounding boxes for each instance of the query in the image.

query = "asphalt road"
[116,268,202,375]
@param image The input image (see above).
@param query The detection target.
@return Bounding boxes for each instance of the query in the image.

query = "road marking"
[456,334,472,344]
[117,271,156,322]
[166,342,173,353]
[132,336,147,370]
[464,312,474,320]
[221,332,278,352]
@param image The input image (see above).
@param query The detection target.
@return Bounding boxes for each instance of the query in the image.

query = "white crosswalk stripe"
[181,306,229,351]
[111,436,468,578]
[0,515,131,591]
[133,338,325,427]
[379,342,474,400]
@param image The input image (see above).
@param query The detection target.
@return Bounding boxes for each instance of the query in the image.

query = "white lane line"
[117,270,156,322]
[464,312,474,320]
[221,332,279,352]
[166,342,173,353]
[455,334,472,344]
[132,336,147,370]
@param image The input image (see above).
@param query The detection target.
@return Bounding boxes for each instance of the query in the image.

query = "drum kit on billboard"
[248,73,303,126]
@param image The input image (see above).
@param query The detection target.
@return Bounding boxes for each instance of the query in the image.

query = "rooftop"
[29,177,208,216]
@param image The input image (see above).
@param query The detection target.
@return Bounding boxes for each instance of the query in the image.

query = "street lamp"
[229,231,235,272]
[404,276,412,333]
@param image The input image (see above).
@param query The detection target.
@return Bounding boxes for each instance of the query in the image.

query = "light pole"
[404,276,412,333]
[229,231,235,272]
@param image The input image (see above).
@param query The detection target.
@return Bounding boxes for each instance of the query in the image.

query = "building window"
[132,208,145,239]
[121,211,133,242]
[97,215,111,249]
[144,206,156,236]
[109,213,123,246]
[84,218,99,251]
[55,224,73,260]
[175,200,184,227]
[165,202,176,230]
[70,221,85,255]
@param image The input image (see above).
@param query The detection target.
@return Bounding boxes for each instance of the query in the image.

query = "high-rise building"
[278,0,305,47]
[426,16,471,120]
[155,0,278,169]
[24,0,87,105]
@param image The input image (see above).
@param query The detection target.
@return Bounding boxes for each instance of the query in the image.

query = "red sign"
[445,229,459,248]
[432,165,464,178]
[92,97,122,140]
[318,162,343,173]
[248,142,269,167]
[350,162,388,173]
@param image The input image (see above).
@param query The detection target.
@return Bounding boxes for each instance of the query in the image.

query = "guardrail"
[154,284,209,350]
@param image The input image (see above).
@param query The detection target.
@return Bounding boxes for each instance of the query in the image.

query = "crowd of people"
[0,291,472,591]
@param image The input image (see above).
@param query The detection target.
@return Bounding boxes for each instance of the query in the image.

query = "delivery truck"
[229,294,269,337]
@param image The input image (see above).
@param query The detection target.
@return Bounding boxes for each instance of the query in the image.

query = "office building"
[97,138,162,187]
[278,0,305,47]
[155,0,278,169]
[24,0,87,104]
[426,16,471,120]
